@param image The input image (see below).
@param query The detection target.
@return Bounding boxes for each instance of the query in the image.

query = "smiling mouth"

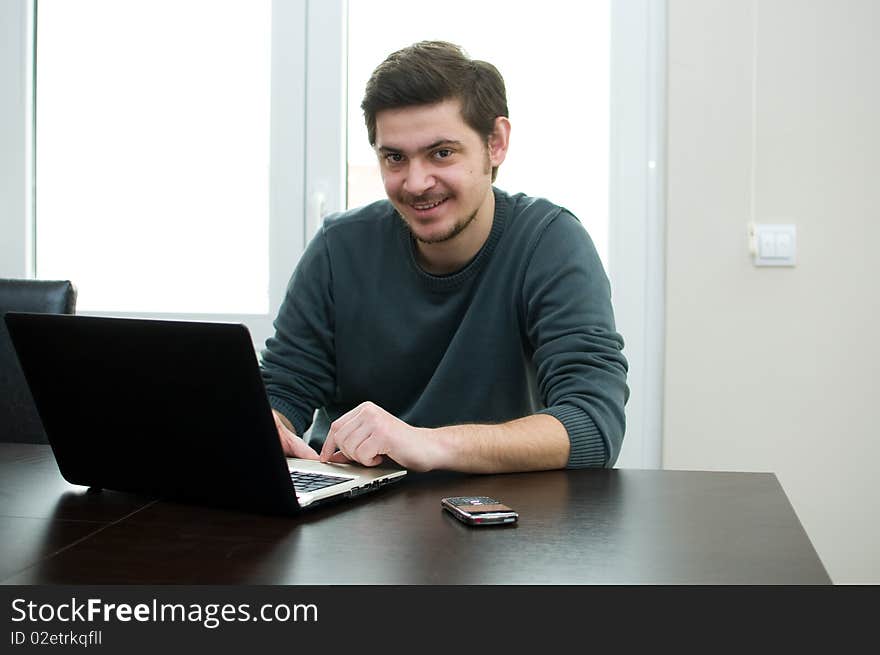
[409,197,449,212]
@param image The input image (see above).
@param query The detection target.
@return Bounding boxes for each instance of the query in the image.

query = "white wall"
[665,0,880,583]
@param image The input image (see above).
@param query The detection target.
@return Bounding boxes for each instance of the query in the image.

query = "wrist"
[424,426,457,472]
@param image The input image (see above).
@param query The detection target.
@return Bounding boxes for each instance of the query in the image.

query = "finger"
[323,409,359,451]
[331,404,364,431]
[275,418,320,461]
[288,435,321,461]
[320,429,339,462]
[275,421,298,457]
[354,438,384,467]
[278,431,295,456]
[321,409,364,461]
[328,451,353,464]
[335,421,375,464]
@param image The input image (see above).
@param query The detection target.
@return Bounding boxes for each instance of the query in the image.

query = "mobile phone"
[441,496,518,526]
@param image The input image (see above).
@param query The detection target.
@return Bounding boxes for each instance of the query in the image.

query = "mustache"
[398,193,449,205]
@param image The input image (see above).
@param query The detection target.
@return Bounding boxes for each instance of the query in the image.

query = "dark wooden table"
[0,443,830,584]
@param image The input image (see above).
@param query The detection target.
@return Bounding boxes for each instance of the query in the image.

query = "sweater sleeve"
[260,228,337,437]
[522,211,629,468]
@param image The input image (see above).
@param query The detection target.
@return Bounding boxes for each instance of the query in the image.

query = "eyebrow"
[377,139,463,154]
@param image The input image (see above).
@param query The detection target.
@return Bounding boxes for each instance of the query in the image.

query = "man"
[261,41,628,473]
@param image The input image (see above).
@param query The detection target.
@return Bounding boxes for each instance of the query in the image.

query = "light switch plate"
[749,223,797,267]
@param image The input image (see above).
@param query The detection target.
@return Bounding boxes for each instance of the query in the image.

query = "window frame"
[608,0,667,468]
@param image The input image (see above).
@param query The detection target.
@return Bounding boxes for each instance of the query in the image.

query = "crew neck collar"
[399,187,509,292]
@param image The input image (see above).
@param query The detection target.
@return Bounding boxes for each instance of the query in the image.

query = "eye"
[383,152,404,165]
[433,149,453,160]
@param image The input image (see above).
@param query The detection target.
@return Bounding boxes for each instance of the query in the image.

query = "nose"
[402,159,435,196]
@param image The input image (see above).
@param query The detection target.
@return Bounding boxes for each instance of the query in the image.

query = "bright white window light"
[36,0,271,314]
[346,0,610,266]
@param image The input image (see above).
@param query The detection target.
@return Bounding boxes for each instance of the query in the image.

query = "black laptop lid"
[4,313,299,515]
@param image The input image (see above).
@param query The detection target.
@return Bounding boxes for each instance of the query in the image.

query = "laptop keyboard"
[290,470,353,494]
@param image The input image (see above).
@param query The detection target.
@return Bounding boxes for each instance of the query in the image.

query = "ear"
[487,116,511,168]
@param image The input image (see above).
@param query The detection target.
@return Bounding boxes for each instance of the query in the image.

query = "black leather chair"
[1,279,77,443]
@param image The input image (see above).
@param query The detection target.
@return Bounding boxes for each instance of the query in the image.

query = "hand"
[320,401,441,472]
[272,409,320,460]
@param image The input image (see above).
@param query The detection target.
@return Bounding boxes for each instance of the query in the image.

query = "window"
[35,0,272,315]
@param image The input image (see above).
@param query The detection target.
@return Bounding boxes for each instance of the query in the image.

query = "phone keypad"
[448,496,497,507]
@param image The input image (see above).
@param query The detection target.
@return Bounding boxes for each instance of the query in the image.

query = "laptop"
[3,312,406,516]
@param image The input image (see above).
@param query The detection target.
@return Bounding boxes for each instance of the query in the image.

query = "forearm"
[430,413,570,474]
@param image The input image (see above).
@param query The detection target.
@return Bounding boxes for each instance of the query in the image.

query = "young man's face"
[374,99,505,245]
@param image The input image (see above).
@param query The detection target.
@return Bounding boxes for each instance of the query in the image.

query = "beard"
[397,201,479,245]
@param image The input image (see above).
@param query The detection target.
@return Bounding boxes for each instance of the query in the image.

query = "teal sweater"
[261,188,629,467]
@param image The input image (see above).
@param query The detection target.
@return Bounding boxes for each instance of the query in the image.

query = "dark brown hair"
[361,41,509,180]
